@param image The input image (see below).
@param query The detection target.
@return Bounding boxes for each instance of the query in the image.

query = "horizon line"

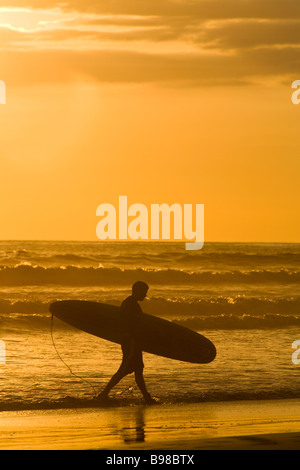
[0,239,298,245]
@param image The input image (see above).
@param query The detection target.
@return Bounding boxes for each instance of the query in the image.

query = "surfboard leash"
[50,313,98,397]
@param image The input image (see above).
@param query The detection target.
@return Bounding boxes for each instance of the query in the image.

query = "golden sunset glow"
[1,3,300,454]
[0,1,299,242]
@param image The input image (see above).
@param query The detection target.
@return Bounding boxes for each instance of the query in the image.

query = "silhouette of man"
[97,281,155,404]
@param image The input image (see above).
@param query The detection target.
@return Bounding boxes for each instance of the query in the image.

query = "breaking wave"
[1,312,299,333]
[1,387,300,412]
[0,264,298,286]
[174,313,300,330]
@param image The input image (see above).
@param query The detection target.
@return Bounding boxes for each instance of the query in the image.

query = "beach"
[1,399,300,450]
[0,241,299,451]
[1,0,300,453]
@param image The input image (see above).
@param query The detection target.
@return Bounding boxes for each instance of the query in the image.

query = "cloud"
[2,45,299,89]
[3,0,299,19]
[1,1,299,87]
[198,19,300,49]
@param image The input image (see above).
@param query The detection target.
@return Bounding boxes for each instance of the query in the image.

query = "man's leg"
[97,364,129,399]
[134,369,155,404]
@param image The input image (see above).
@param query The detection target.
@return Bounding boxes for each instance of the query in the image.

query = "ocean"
[0,240,299,411]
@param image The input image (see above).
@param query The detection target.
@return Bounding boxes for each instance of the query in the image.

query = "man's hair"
[132,281,149,294]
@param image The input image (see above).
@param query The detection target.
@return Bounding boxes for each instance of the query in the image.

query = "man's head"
[132,281,149,301]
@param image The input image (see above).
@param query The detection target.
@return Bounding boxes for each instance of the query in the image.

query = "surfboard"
[49,300,216,364]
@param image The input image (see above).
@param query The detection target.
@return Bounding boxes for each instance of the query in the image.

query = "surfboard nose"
[202,343,217,364]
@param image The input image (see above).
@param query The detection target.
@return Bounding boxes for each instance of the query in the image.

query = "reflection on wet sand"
[120,406,146,444]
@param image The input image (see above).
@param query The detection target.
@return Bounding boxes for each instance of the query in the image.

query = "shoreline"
[0,398,300,450]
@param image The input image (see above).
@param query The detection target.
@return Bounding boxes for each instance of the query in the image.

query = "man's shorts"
[121,344,144,373]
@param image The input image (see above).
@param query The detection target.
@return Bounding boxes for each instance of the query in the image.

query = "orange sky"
[0,1,299,242]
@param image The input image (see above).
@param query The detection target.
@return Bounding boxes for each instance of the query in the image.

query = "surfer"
[97,281,156,405]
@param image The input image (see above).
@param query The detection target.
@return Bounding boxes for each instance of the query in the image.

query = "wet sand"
[0,399,300,450]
